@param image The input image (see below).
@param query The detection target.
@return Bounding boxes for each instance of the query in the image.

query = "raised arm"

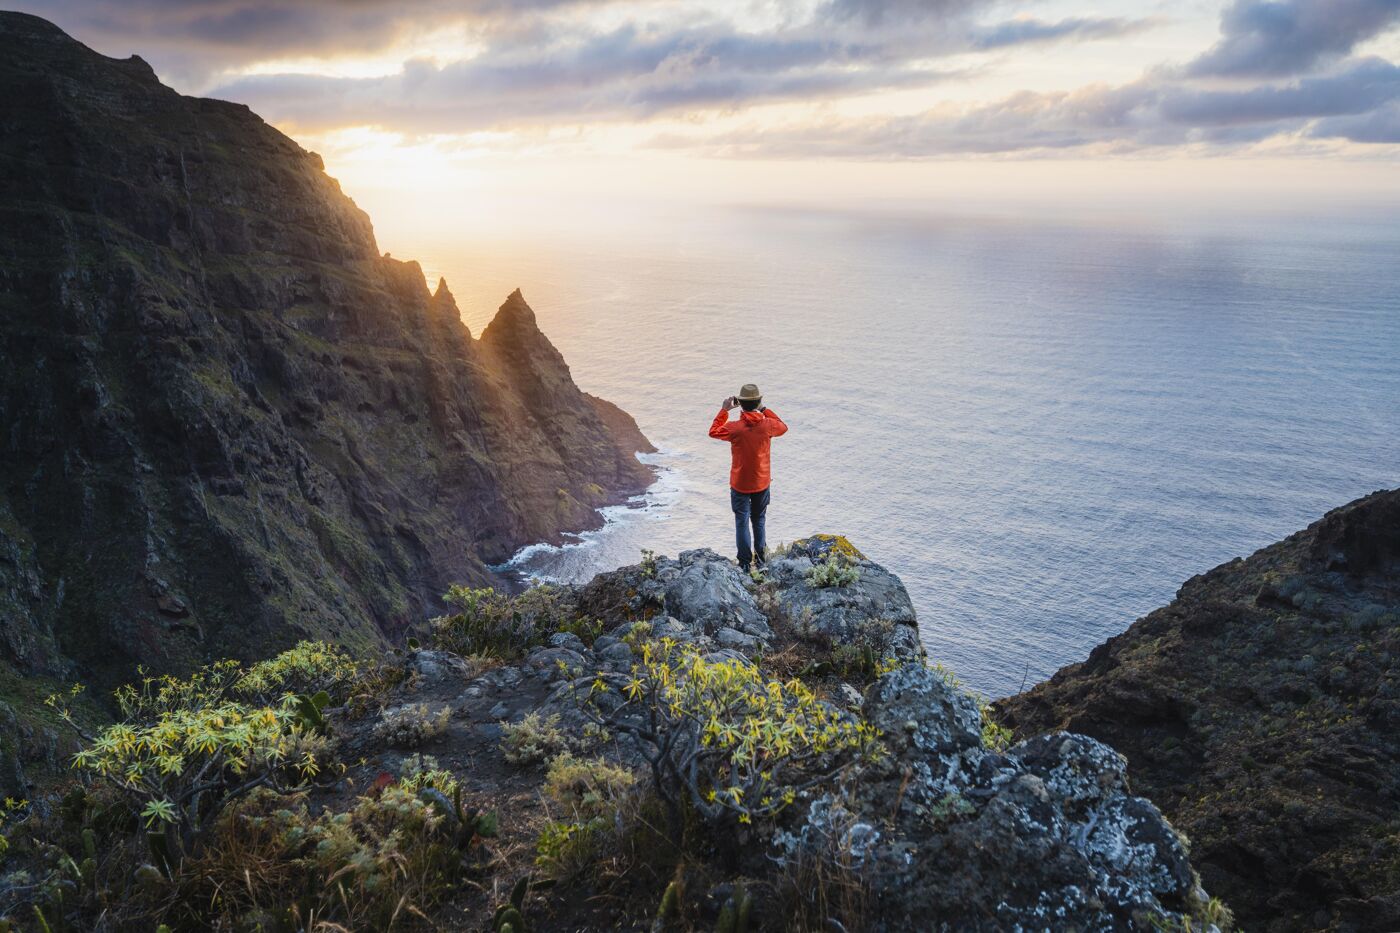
[762,407,788,437]
[709,398,735,441]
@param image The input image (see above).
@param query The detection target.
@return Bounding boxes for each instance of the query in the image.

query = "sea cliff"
[0,12,651,709]
[1000,489,1400,931]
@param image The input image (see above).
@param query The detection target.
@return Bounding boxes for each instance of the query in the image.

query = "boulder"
[776,664,1212,930]
[764,536,921,658]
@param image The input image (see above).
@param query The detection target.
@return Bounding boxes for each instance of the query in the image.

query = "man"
[708,383,788,572]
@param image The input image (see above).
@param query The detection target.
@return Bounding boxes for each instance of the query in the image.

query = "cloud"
[211,22,964,132]
[18,0,611,83]
[821,0,985,26]
[969,17,1151,51]
[1311,100,1400,141]
[1189,0,1400,77]
[656,58,1400,157]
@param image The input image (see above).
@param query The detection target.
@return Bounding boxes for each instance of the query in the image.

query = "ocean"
[386,203,1400,698]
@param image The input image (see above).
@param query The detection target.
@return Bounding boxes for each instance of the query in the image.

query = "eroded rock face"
[998,487,1400,931]
[0,13,651,704]
[778,665,1207,931]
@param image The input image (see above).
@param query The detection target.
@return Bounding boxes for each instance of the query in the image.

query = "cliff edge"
[999,489,1400,931]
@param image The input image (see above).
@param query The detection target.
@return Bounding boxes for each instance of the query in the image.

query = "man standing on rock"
[709,384,788,572]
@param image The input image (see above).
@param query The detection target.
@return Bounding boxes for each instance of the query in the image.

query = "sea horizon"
[379,199,1400,698]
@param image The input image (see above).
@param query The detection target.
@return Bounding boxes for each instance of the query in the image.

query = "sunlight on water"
[391,205,1400,697]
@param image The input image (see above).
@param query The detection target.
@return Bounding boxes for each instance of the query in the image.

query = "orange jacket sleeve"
[709,408,733,441]
[763,408,788,437]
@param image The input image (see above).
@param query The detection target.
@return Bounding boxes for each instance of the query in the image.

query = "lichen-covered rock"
[777,664,1214,931]
[862,663,982,758]
[404,649,475,689]
[660,549,773,639]
[575,537,927,661]
[765,536,922,658]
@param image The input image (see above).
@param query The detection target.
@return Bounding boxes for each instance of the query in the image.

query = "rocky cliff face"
[326,538,1225,930]
[0,13,651,697]
[999,489,1400,932]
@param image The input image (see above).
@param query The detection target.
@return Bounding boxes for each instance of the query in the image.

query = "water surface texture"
[396,206,1400,697]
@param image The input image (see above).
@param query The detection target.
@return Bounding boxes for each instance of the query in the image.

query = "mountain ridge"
[0,11,652,707]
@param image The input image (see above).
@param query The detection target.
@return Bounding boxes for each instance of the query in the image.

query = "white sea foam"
[490,449,688,584]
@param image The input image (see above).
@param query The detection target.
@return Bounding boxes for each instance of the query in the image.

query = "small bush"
[432,584,584,659]
[501,712,570,766]
[169,784,482,930]
[577,640,882,842]
[542,754,637,822]
[373,703,451,749]
[399,753,460,796]
[49,659,340,865]
[805,552,861,589]
[556,615,604,647]
[536,754,642,882]
[235,640,358,703]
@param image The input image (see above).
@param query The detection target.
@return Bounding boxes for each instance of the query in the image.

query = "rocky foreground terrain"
[1000,489,1400,932]
[0,11,651,753]
[0,536,1228,931]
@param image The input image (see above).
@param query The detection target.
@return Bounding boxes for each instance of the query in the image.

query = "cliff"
[0,13,651,708]
[0,537,1230,931]
[999,489,1400,931]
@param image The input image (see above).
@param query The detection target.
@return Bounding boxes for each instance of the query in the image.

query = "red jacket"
[709,407,788,493]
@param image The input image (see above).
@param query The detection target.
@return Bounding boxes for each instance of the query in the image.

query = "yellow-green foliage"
[173,784,470,930]
[0,797,26,864]
[49,649,345,857]
[398,754,460,797]
[373,703,451,749]
[535,754,639,881]
[70,696,330,838]
[432,584,579,659]
[804,552,861,589]
[500,712,570,766]
[583,640,881,827]
[234,640,358,703]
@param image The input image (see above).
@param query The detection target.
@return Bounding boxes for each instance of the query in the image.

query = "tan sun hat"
[737,383,762,401]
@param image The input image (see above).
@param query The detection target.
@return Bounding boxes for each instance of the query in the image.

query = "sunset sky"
[23,0,1400,231]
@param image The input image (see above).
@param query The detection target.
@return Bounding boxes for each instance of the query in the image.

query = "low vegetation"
[500,712,571,767]
[0,567,1227,932]
[803,551,861,588]
[430,583,603,659]
[575,638,882,842]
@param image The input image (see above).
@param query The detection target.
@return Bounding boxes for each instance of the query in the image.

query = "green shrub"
[234,640,358,703]
[577,640,881,840]
[373,702,451,749]
[170,784,483,930]
[49,653,342,865]
[432,584,585,659]
[804,553,861,589]
[501,712,570,767]
[535,755,639,881]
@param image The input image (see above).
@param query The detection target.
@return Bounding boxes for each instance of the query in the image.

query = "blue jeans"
[730,487,770,570]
